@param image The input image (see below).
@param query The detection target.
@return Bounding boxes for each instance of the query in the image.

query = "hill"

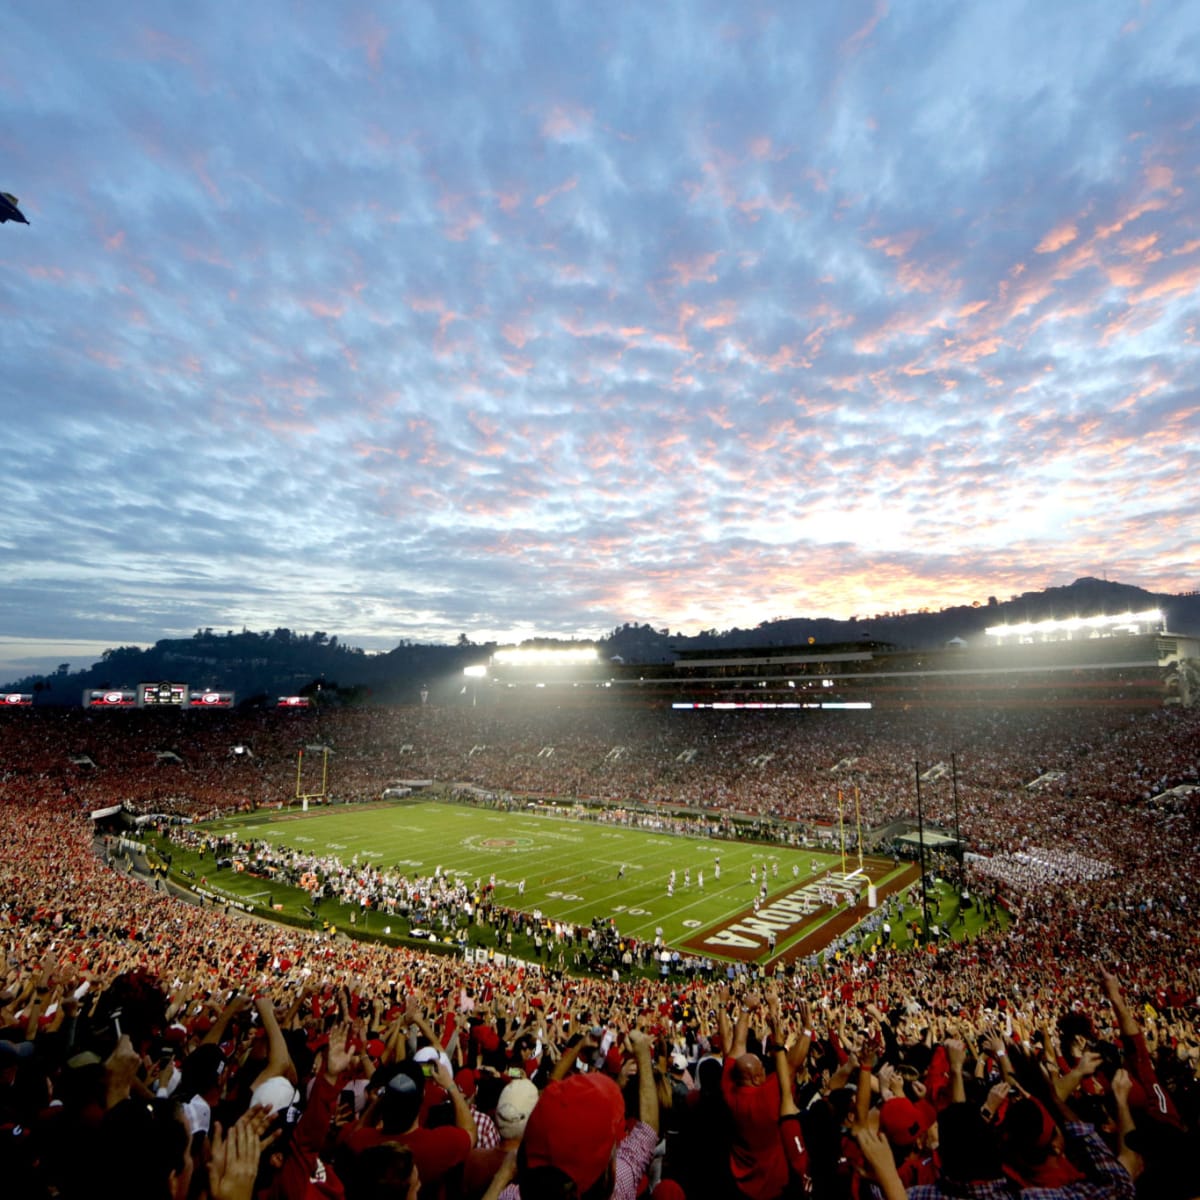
[5,578,1198,702]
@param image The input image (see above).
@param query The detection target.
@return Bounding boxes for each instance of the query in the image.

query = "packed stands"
[0,700,1197,1197]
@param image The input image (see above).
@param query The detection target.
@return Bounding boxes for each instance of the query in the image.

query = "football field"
[187,800,911,962]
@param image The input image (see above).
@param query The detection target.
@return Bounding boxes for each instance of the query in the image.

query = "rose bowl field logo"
[461,834,535,851]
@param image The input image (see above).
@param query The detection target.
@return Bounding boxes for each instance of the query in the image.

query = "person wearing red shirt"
[718,991,809,1200]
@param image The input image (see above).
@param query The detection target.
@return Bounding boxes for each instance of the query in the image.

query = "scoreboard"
[126,683,237,709]
[3,693,33,706]
[139,681,188,707]
[75,684,237,710]
[277,695,311,708]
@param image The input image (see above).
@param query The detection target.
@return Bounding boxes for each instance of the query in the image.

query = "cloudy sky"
[2,1,1198,681]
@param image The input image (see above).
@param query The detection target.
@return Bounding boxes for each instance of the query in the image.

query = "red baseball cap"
[879,1097,932,1147]
[522,1074,625,1193]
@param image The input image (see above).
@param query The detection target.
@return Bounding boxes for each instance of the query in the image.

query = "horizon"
[3,572,1190,685]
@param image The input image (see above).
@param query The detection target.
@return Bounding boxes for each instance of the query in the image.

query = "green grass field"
[157,801,992,967]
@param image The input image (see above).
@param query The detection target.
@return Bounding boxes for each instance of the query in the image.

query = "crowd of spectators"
[0,700,1198,1197]
[3,703,1197,829]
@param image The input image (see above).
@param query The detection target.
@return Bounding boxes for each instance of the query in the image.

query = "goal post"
[295,745,330,810]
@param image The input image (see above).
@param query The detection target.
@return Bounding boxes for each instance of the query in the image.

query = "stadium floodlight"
[463,664,488,706]
[985,608,1163,641]
[493,647,599,667]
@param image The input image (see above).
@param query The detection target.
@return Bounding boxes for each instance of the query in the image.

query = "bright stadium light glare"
[985,608,1163,640]
[463,665,487,678]
[493,647,598,666]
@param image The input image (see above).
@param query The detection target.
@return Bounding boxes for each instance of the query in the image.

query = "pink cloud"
[351,442,393,459]
[735,192,798,221]
[1134,262,1200,303]
[86,347,123,370]
[1093,196,1166,241]
[443,211,482,241]
[260,372,323,400]
[24,264,68,284]
[502,354,533,376]
[762,344,804,372]
[953,336,1002,363]
[653,330,690,353]
[1034,222,1078,254]
[541,104,592,140]
[437,191,483,242]
[669,251,720,287]
[896,258,951,294]
[1145,164,1175,192]
[1120,233,1160,256]
[306,299,345,319]
[700,303,737,330]
[247,396,317,437]
[1098,303,1161,347]
[805,167,831,194]
[1106,263,1144,288]
[1004,276,1055,318]
[748,135,774,160]
[869,231,919,259]
[534,176,579,209]
[842,0,889,58]
[408,294,447,314]
[956,299,989,319]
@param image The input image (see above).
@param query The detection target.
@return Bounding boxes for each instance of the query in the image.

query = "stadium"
[0,610,1197,1198]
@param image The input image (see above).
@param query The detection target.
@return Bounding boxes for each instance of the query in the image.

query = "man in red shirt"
[718,991,809,1200]
[340,1058,476,1191]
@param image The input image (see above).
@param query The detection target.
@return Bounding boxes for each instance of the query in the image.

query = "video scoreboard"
[85,689,138,709]
[141,681,188,707]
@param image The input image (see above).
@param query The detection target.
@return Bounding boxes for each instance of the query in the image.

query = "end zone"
[681,858,917,962]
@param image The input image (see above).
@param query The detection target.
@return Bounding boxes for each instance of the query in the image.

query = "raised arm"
[431,1058,478,1146]
[627,1029,659,1136]
[250,995,295,1091]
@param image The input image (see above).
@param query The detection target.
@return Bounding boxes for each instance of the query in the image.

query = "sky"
[2,1,1199,682]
